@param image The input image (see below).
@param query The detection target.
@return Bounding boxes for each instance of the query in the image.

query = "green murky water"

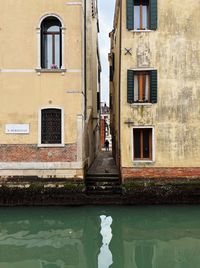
[0,206,200,268]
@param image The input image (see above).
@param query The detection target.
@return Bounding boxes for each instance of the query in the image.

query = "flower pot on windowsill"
[51,64,58,69]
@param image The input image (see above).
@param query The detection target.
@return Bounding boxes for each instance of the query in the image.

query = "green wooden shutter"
[126,0,134,30]
[150,70,157,103]
[127,70,134,103]
[150,0,157,30]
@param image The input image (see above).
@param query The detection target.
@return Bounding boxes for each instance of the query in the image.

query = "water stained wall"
[117,0,200,168]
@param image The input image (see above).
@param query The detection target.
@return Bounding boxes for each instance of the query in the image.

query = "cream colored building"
[110,0,200,180]
[0,0,101,179]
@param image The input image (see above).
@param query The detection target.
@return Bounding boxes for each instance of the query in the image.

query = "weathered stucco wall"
[0,0,99,179]
[110,1,121,166]
[118,0,200,169]
[0,0,83,69]
[0,0,83,146]
[0,73,82,145]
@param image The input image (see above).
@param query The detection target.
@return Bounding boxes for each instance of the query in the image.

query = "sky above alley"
[98,0,116,105]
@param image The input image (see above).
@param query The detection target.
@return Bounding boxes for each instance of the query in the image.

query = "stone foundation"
[0,168,84,179]
[0,143,84,179]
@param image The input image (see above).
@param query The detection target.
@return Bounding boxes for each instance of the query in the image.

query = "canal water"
[0,206,200,268]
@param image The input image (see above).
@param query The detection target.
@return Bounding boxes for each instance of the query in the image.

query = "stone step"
[86,177,120,183]
[86,185,122,195]
[87,173,119,178]
[87,185,122,190]
[86,174,120,182]
[86,171,122,195]
[86,181,121,187]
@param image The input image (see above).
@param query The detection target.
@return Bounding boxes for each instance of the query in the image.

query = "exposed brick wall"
[0,144,77,162]
[122,167,200,180]
[100,118,105,149]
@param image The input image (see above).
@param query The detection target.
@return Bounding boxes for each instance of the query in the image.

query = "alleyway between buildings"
[88,151,119,175]
[86,151,120,195]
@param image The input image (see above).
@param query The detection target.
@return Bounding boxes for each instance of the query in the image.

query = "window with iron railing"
[41,108,62,144]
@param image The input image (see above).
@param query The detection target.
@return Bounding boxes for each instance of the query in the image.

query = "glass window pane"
[54,35,61,68]
[44,35,53,69]
[47,25,60,32]
[144,75,149,101]
[142,5,148,29]
[42,17,61,33]
[134,75,139,102]
[134,6,140,30]
[134,129,141,159]
[143,129,151,158]
[141,75,145,101]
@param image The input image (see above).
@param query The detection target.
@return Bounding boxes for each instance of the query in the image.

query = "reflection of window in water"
[98,215,113,268]
[41,260,64,268]
[135,243,154,268]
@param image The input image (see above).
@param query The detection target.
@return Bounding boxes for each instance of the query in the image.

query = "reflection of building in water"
[109,208,200,268]
[122,237,200,268]
[0,229,86,268]
[135,243,154,268]
[41,260,64,268]
[2,207,200,268]
[0,209,102,268]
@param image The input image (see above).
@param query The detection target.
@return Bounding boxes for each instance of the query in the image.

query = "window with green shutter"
[127,70,157,104]
[150,0,157,30]
[127,70,135,103]
[126,0,134,30]
[150,70,157,103]
[126,0,157,30]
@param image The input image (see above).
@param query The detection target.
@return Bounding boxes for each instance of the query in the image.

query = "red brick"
[100,119,105,149]
[122,167,200,180]
[0,144,77,162]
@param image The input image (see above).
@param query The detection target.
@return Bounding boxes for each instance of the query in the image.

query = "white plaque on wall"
[5,124,30,134]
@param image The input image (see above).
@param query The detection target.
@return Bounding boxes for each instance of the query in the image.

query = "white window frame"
[38,106,65,147]
[131,126,155,163]
[36,13,66,71]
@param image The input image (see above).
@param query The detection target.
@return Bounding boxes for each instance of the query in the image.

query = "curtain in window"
[41,17,62,69]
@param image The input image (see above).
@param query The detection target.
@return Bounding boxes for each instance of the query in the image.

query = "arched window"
[41,17,62,69]
[41,108,62,144]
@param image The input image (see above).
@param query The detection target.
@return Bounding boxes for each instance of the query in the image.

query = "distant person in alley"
[105,140,109,151]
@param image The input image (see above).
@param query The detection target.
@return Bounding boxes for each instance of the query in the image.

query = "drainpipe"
[118,0,122,173]
[84,0,87,120]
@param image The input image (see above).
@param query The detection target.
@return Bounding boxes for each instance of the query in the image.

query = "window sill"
[131,103,152,106]
[133,160,155,163]
[131,29,154,33]
[35,68,66,73]
[37,144,65,148]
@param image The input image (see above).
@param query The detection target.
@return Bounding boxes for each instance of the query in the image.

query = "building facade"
[110,0,200,180]
[100,102,111,150]
[0,0,101,179]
